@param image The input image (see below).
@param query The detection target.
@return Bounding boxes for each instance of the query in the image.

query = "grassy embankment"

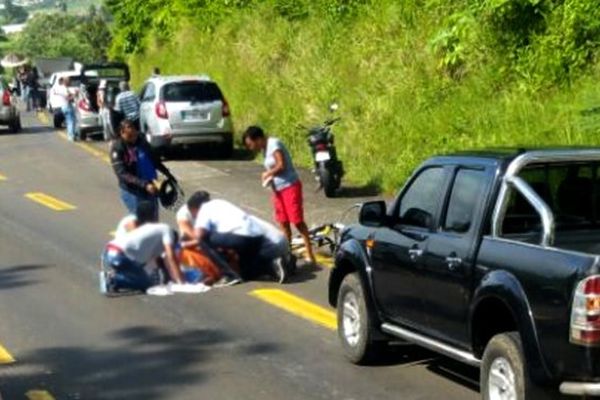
[124,2,600,193]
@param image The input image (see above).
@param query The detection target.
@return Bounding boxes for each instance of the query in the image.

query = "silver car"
[139,75,234,157]
[0,79,21,133]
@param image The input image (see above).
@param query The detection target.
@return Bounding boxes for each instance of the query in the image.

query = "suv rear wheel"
[337,273,385,364]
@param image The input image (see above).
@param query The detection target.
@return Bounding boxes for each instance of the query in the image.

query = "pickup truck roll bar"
[491,150,600,247]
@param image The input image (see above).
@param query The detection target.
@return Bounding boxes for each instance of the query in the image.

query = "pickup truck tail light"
[570,275,600,346]
[155,101,168,119]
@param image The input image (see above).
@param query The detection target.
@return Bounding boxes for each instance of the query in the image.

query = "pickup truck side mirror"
[359,201,387,227]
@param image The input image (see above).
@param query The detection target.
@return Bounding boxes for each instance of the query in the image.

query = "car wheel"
[217,137,233,159]
[8,117,18,133]
[481,332,541,400]
[53,112,63,129]
[337,273,385,364]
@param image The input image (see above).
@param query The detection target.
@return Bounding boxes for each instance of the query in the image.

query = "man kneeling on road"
[101,201,209,295]
[189,191,295,283]
[176,191,239,287]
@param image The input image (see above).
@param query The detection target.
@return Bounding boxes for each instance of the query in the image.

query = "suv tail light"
[78,99,91,112]
[155,101,168,119]
[222,97,230,118]
[2,90,10,106]
[570,275,600,346]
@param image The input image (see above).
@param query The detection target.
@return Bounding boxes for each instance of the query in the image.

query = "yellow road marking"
[26,390,55,400]
[57,131,110,164]
[250,289,336,330]
[25,192,77,211]
[0,343,15,364]
[110,230,116,237]
[37,111,49,125]
[0,173,6,181]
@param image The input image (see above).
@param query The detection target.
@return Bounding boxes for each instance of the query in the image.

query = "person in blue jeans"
[110,119,175,218]
[57,77,77,141]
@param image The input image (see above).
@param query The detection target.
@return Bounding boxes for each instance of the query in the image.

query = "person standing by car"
[54,77,77,141]
[114,81,140,130]
[243,126,316,264]
[110,119,175,218]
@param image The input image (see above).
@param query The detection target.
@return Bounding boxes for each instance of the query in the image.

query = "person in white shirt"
[55,77,77,141]
[190,191,295,283]
[102,201,206,294]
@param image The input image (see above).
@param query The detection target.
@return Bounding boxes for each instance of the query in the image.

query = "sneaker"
[147,284,173,296]
[213,276,241,288]
[272,257,288,284]
[169,282,211,294]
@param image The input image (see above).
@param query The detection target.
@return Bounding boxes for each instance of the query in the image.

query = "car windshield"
[161,81,222,103]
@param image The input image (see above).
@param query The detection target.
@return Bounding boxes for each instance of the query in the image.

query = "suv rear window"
[161,81,223,103]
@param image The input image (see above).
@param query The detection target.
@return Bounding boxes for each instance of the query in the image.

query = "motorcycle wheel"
[319,164,337,198]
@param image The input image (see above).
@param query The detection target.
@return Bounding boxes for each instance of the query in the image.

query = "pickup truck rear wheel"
[337,273,384,364]
[481,332,531,400]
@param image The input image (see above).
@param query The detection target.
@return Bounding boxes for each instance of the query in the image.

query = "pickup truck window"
[501,163,600,238]
[398,167,445,229]
[444,169,487,233]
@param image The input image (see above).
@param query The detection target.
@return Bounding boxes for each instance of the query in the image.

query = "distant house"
[1,23,26,35]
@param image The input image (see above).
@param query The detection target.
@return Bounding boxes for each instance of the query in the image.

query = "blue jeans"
[102,250,156,291]
[119,188,158,218]
[62,104,76,140]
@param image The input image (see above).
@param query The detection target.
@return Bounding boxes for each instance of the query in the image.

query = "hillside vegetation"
[106,0,600,192]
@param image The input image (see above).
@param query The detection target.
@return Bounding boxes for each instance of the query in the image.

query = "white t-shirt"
[194,199,262,237]
[110,223,174,264]
[115,215,136,240]
[51,85,70,109]
[176,204,193,225]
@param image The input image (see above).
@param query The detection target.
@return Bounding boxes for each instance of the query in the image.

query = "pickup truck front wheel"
[337,273,384,364]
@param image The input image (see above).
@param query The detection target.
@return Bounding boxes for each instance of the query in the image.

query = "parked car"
[139,75,234,157]
[75,63,129,140]
[0,78,21,133]
[330,148,600,399]
[34,57,74,109]
[47,71,82,128]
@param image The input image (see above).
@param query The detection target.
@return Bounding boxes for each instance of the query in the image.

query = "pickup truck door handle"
[445,254,462,271]
[408,247,423,262]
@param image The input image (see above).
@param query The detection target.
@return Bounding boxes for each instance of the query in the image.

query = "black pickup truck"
[329,149,600,399]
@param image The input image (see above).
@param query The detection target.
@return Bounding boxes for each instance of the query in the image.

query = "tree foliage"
[104,0,371,57]
[12,10,111,63]
[2,0,28,24]
[430,0,600,88]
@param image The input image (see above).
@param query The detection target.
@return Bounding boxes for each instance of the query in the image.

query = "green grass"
[124,2,600,193]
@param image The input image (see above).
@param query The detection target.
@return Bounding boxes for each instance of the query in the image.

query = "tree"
[2,0,28,24]
[12,12,112,63]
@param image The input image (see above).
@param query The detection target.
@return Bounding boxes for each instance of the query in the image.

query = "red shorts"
[272,180,304,224]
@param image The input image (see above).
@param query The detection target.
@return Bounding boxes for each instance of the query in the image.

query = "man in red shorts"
[243,126,316,264]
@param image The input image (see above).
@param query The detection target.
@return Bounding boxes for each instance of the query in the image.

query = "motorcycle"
[299,105,345,197]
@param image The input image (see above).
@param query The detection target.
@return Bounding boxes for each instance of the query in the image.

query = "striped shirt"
[115,90,140,120]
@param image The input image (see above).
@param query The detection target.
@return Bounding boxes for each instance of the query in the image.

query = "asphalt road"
[0,113,480,399]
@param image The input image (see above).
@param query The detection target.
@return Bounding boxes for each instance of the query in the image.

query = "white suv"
[139,75,234,157]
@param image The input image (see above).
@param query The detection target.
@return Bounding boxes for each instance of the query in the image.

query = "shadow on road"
[0,125,52,136]
[0,264,49,290]
[370,343,479,394]
[1,325,283,399]
[335,180,382,198]
[164,146,255,162]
